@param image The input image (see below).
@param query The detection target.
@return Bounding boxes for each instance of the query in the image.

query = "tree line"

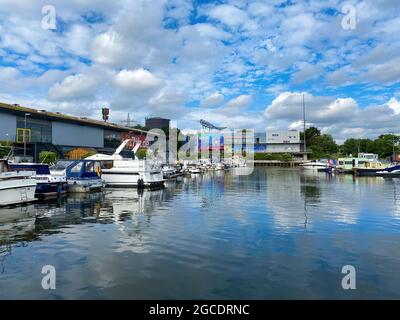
[301,127,400,159]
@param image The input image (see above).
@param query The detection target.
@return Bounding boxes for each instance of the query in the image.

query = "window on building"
[104,130,122,148]
[16,117,52,143]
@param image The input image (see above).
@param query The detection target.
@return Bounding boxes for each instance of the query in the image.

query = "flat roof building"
[145,117,170,130]
[0,102,152,161]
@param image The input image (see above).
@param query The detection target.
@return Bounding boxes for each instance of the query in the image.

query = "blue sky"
[0,0,399,141]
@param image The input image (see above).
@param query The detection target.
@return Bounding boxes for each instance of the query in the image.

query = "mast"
[302,93,306,153]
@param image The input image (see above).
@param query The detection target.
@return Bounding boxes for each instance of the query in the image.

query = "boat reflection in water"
[2,167,400,299]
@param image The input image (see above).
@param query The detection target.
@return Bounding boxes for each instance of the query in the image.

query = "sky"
[0,0,399,141]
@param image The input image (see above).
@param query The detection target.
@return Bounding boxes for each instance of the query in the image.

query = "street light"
[23,113,31,161]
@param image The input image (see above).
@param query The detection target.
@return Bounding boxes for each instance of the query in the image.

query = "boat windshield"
[50,160,74,171]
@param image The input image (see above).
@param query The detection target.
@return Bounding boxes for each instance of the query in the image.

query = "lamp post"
[23,113,31,161]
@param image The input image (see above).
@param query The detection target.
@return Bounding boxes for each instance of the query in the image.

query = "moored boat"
[10,163,67,199]
[86,139,164,188]
[0,160,37,206]
[50,160,103,193]
[299,160,327,170]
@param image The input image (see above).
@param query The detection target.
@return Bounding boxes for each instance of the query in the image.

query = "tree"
[300,127,321,148]
[39,151,58,164]
[135,148,148,159]
[300,127,338,159]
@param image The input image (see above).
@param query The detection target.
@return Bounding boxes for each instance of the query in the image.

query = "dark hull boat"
[10,163,67,199]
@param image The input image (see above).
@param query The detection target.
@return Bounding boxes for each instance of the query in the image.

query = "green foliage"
[135,148,148,160]
[342,134,400,159]
[0,141,12,158]
[39,151,58,164]
[254,153,293,161]
[300,127,339,159]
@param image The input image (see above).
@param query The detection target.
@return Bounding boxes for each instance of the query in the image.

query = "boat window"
[101,161,114,169]
[71,162,83,173]
[339,161,344,165]
[85,161,94,172]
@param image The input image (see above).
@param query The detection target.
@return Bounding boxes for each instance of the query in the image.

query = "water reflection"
[1,168,400,299]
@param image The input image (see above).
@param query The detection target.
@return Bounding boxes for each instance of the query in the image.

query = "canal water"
[1,167,400,299]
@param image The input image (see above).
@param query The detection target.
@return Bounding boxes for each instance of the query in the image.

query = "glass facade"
[16,116,52,143]
[104,130,122,148]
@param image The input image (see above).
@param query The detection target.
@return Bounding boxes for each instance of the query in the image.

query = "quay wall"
[250,160,307,167]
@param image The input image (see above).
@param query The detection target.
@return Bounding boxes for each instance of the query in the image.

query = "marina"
[1,167,400,299]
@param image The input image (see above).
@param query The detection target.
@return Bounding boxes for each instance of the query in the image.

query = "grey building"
[145,117,170,130]
[0,102,151,161]
[266,130,301,153]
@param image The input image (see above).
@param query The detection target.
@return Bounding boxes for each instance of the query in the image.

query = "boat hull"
[67,178,103,193]
[36,181,68,199]
[0,179,37,206]
[102,171,164,188]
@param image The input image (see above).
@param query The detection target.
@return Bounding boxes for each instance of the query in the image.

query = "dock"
[250,160,308,167]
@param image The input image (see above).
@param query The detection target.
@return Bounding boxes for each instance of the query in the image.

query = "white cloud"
[48,73,99,101]
[387,97,400,115]
[114,68,163,91]
[200,92,224,107]
[208,4,249,28]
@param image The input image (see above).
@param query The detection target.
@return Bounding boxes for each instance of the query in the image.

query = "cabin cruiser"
[10,163,67,199]
[0,160,37,206]
[50,160,103,193]
[86,140,164,188]
[161,164,181,179]
[376,164,400,177]
[299,160,328,170]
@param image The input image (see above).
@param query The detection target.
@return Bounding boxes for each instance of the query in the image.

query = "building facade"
[145,117,170,130]
[0,102,152,161]
[266,130,301,153]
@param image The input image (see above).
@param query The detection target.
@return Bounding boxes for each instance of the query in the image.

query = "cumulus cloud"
[265,92,400,140]
[200,92,224,107]
[48,73,99,101]
[114,68,163,91]
[0,0,399,135]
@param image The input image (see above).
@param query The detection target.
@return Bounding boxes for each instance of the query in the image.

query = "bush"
[39,151,58,164]
[136,148,148,160]
[0,141,12,158]
[254,153,293,161]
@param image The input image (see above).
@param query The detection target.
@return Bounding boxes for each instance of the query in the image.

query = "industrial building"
[0,102,152,161]
[266,130,301,153]
[145,117,170,130]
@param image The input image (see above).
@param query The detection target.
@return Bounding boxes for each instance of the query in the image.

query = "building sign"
[121,132,150,147]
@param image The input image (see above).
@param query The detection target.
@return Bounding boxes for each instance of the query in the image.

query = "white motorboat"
[0,160,37,206]
[189,166,202,174]
[86,140,164,188]
[299,160,327,170]
[50,160,103,193]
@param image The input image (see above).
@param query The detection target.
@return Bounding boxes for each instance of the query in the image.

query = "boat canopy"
[10,163,50,175]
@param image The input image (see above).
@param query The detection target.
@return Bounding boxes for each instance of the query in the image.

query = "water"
[1,167,400,299]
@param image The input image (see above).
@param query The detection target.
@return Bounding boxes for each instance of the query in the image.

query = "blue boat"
[10,163,68,199]
[50,160,103,193]
[376,164,400,177]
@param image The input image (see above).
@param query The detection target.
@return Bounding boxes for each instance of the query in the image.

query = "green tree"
[0,141,12,158]
[300,127,321,148]
[135,148,148,159]
[39,151,58,164]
